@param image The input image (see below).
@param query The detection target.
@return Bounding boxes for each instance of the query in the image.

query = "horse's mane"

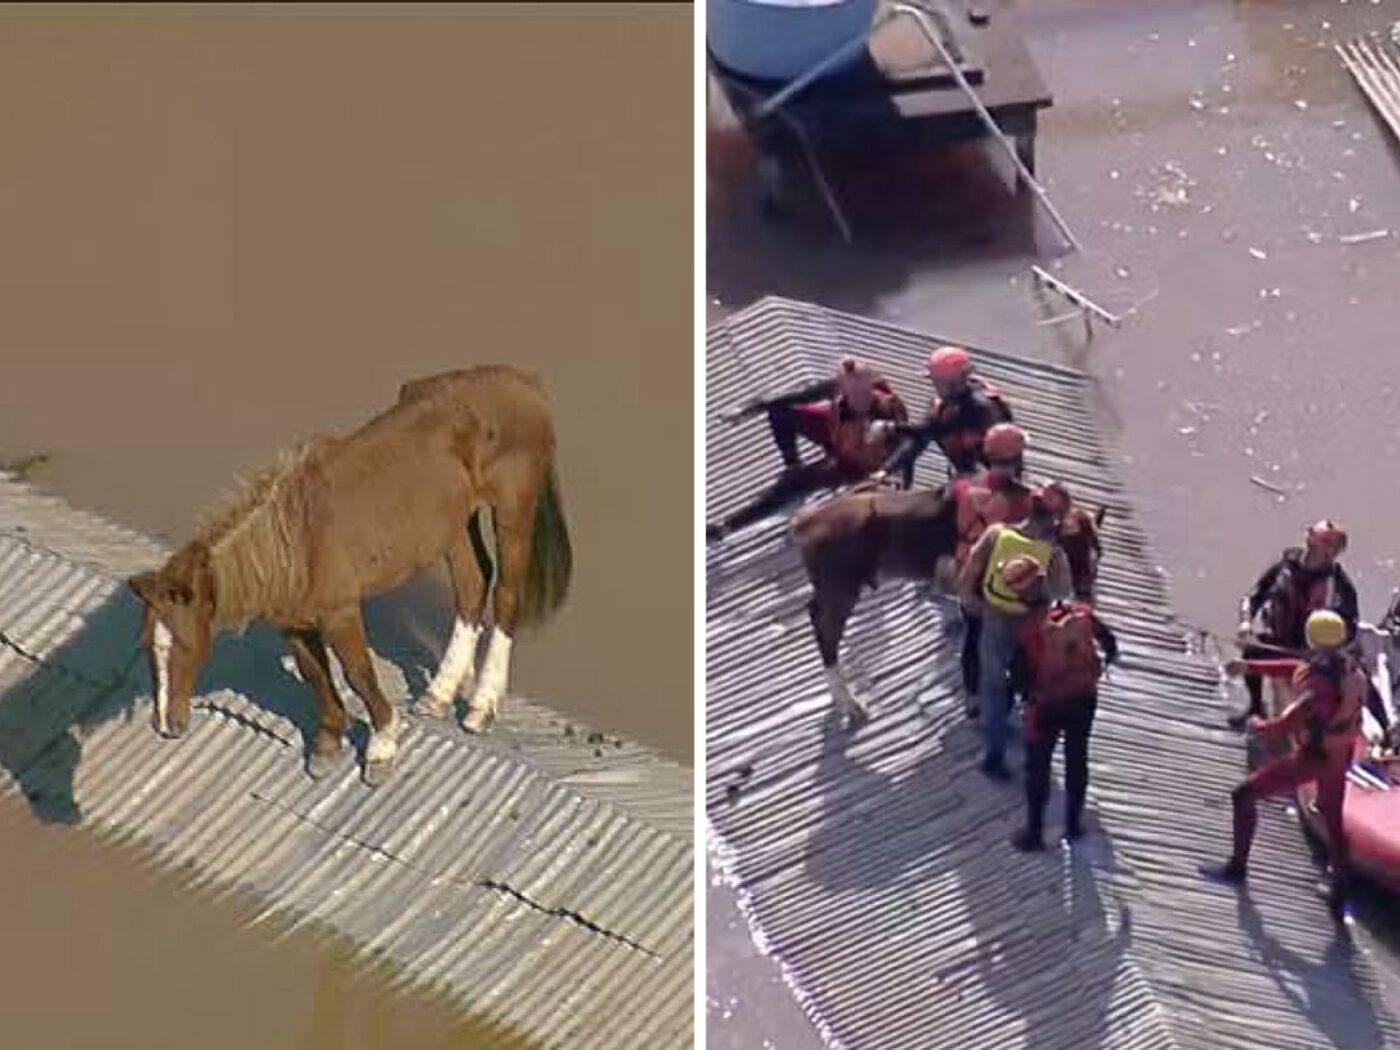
[193,437,332,630]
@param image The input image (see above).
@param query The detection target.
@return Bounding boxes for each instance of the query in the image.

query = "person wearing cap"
[958,488,1073,780]
[1232,520,1359,728]
[1002,559,1120,851]
[706,358,908,543]
[1203,610,1367,917]
[948,423,1041,712]
[879,346,1013,487]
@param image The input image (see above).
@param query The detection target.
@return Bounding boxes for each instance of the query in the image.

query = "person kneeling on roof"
[1002,560,1120,851]
[706,357,907,543]
[1203,610,1367,918]
[1232,520,1358,729]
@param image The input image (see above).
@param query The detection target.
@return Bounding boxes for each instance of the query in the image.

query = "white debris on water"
[1248,247,1268,260]
[1339,229,1389,244]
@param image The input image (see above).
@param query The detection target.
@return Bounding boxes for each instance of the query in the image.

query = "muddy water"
[709,0,1400,1040]
[0,3,693,762]
[0,790,539,1049]
[0,5,692,1047]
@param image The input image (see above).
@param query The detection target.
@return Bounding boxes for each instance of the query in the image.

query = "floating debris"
[1249,475,1290,496]
[1295,99,1309,110]
[1248,247,1268,260]
[1339,229,1389,244]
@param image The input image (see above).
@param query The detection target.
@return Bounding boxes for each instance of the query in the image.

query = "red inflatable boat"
[1297,739,1400,894]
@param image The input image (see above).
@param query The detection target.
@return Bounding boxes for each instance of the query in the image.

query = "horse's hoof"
[362,758,395,789]
[307,749,346,780]
[462,706,496,735]
[415,696,454,721]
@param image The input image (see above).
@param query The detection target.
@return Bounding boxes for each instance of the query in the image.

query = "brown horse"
[127,365,573,786]
[792,481,1104,721]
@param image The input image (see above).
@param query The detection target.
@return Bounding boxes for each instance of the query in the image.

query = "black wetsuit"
[882,378,1012,486]
[1240,548,1359,717]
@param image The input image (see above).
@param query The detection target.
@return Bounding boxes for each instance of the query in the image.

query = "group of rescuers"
[707,348,1397,917]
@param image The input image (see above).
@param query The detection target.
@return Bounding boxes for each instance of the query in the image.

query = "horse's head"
[1060,505,1105,601]
[128,542,216,738]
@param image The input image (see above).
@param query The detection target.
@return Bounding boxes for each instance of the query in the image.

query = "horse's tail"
[519,463,574,627]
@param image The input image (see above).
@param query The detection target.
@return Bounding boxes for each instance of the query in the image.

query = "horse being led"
[128,365,573,786]
[792,481,1103,723]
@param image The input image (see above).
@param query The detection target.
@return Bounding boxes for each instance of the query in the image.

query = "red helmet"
[835,357,878,412]
[983,423,1026,463]
[927,346,973,383]
[1306,519,1348,556]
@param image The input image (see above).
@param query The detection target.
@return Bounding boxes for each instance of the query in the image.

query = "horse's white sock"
[476,629,514,713]
[424,617,481,709]
[464,630,513,732]
[153,621,173,735]
[367,708,402,764]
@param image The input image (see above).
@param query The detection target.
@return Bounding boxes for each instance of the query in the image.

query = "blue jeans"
[979,609,1023,766]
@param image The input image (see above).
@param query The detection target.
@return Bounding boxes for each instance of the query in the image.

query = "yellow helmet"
[1305,610,1347,650]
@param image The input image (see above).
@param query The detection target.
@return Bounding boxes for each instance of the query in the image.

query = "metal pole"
[891,1,1082,252]
[722,72,854,242]
[753,10,903,120]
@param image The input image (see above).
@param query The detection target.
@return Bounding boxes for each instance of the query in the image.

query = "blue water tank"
[708,0,880,83]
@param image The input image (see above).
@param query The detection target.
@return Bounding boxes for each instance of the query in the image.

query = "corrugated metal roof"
[705,296,1400,1050]
[0,475,692,1050]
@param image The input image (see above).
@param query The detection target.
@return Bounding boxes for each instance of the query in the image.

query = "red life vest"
[953,472,1033,565]
[1024,601,1103,705]
[1294,658,1363,761]
[822,381,905,476]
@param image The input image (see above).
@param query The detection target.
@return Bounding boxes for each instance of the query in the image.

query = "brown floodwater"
[0,4,692,1047]
[708,0,1400,1041]
[0,791,539,1050]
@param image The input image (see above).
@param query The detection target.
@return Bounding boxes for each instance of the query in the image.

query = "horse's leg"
[809,582,868,725]
[322,606,402,786]
[464,464,540,734]
[417,523,490,720]
[285,628,350,779]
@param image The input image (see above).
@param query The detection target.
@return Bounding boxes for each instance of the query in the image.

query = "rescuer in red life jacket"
[880,346,1014,487]
[706,357,908,543]
[1231,519,1359,729]
[1203,610,1367,918]
[1001,558,1120,851]
[946,423,1042,715]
